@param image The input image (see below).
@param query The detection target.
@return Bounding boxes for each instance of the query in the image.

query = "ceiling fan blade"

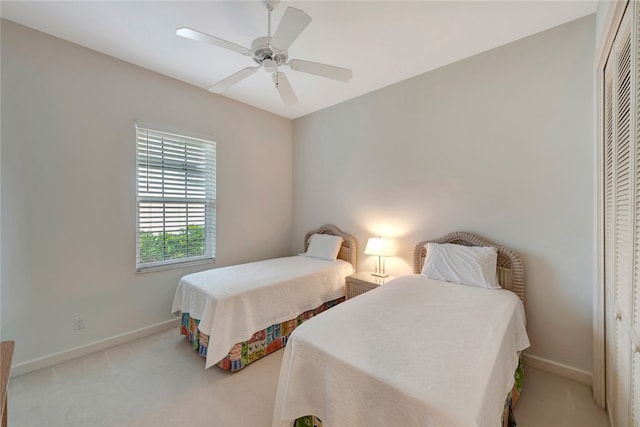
[270,7,312,51]
[288,59,352,82]
[273,72,299,106]
[208,67,258,93]
[176,27,252,56]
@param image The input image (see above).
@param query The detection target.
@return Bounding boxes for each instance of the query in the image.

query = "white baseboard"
[523,353,593,386]
[11,318,180,378]
[11,321,596,387]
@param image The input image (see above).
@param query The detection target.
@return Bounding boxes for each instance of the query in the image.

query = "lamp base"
[371,272,389,278]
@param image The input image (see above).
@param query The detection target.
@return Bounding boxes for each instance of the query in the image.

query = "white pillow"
[421,243,500,289]
[304,234,344,261]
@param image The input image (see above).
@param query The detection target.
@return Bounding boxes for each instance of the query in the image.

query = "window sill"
[136,257,215,273]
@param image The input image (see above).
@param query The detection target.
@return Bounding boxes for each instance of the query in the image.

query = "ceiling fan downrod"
[265,1,273,37]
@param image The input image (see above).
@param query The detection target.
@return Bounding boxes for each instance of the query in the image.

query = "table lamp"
[364,236,395,278]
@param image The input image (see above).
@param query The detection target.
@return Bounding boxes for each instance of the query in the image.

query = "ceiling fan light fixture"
[263,59,277,73]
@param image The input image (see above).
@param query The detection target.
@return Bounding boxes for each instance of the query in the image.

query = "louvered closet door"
[616,11,633,427]
[603,30,616,424]
[605,35,617,419]
[632,3,640,423]
[631,3,640,424]
[605,40,616,421]
[603,3,640,426]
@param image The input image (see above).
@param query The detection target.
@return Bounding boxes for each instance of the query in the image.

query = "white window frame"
[135,123,216,272]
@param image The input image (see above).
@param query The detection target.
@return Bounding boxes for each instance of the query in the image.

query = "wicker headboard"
[413,231,524,303]
[304,224,357,270]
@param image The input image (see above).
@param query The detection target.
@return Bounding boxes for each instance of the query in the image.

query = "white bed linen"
[272,274,530,427]
[171,256,353,368]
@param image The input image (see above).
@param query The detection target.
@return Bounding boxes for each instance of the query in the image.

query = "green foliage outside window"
[139,224,205,263]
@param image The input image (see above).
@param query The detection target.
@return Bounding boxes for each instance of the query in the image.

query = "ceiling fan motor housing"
[251,36,287,70]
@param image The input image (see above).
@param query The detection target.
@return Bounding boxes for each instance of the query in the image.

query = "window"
[135,124,216,271]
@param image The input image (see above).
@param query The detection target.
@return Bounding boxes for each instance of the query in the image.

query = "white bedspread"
[171,255,353,368]
[272,274,530,427]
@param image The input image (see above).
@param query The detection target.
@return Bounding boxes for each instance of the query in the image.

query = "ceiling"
[1,1,597,119]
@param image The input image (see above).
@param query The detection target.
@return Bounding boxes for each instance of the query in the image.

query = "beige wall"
[596,1,613,49]
[292,16,595,373]
[0,20,292,364]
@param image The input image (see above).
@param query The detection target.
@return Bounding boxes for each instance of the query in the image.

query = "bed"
[272,231,529,427]
[171,224,357,371]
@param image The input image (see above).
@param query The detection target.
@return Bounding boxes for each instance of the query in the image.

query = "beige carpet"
[8,328,608,426]
[9,329,282,426]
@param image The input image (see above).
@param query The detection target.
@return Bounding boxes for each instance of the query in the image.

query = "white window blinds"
[135,124,216,271]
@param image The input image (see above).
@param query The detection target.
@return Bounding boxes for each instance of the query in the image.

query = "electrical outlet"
[73,315,85,330]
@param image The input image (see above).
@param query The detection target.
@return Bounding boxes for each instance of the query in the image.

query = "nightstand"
[345,271,396,299]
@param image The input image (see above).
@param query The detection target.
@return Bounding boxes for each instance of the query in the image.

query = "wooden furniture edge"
[1,341,15,427]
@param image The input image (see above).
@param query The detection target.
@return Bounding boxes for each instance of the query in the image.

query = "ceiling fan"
[176,0,352,106]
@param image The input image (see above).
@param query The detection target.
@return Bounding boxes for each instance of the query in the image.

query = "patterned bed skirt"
[294,357,525,427]
[180,297,344,371]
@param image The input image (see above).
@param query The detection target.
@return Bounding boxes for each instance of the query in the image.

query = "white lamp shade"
[364,237,395,257]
